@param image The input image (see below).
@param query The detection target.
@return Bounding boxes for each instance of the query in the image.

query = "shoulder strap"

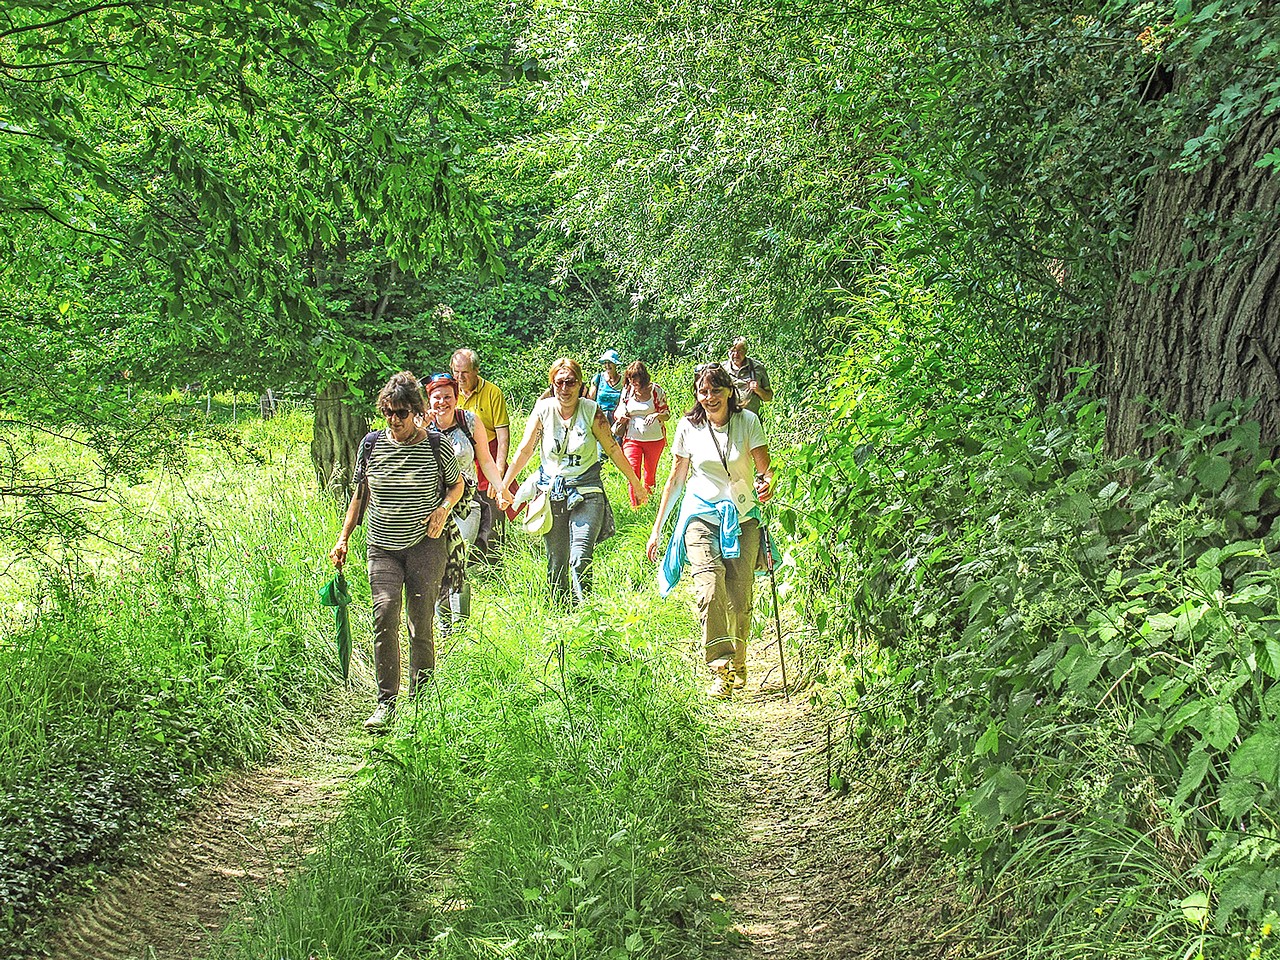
[353,430,381,525]
[453,409,476,449]
[355,430,380,478]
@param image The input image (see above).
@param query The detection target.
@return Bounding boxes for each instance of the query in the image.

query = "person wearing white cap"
[588,349,625,426]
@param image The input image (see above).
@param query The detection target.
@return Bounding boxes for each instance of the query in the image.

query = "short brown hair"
[377,371,425,415]
[624,360,651,388]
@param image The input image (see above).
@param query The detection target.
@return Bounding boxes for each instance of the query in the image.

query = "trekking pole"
[759,515,789,702]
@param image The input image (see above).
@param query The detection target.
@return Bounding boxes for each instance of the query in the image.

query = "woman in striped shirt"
[329,372,466,730]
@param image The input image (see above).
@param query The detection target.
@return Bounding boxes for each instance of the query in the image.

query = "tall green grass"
[0,409,350,955]
[215,472,734,960]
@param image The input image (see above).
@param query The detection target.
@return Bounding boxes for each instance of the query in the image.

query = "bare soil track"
[25,689,366,960]
[725,650,971,960]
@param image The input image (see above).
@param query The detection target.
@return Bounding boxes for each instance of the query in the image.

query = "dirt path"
[724,649,968,959]
[27,687,368,960]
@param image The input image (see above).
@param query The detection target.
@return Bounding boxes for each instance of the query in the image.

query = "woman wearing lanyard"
[423,373,510,631]
[646,364,773,699]
[502,357,649,604]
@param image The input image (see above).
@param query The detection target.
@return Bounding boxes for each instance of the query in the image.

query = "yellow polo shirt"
[458,376,509,435]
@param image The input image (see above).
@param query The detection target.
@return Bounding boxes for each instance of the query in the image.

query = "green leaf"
[1180,891,1210,928]
[625,932,644,952]
[1205,702,1240,752]
[1174,747,1211,807]
[1230,724,1280,782]
[975,720,1001,757]
[1219,777,1261,820]
[1195,455,1232,493]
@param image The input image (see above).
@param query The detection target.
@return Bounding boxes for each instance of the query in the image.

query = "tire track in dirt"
[723,650,970,959]
[25,689,367,960]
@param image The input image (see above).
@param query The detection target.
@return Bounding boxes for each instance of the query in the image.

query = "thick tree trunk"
[311,382,367,497]
[1103,109,1280,456]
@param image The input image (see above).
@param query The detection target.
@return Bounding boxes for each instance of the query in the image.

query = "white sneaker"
[363,703,395,730]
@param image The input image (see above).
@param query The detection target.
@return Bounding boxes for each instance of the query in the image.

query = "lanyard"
[705,420,732,473]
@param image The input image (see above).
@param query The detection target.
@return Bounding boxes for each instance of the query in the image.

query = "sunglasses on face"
[554,378,580,389]
[383,407,413,421]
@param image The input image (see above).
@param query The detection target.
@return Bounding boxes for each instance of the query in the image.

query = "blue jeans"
[544,492,606,604]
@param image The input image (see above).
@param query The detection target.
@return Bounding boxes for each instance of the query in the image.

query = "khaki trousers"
[367,537,446,704]
[684,517,759,671]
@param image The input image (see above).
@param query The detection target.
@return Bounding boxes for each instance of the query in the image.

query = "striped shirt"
[356,429,460,551]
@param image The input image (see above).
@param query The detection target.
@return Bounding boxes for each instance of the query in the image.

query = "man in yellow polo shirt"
[451,348,510,559]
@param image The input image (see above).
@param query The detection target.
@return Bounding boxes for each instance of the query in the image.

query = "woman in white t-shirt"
[612,359,670,507]
[646,364,774,698]
[502,357,649,604]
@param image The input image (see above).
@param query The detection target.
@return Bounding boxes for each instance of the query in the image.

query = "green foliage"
[0,410,341,956]
[216,497,729,960]
[783,319,1280,954]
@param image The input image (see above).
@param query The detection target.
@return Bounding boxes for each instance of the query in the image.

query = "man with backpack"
[721,337,773,416]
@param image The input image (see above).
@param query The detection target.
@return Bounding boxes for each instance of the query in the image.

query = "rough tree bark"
[310,382,367,497]
[1100,109,1280,455]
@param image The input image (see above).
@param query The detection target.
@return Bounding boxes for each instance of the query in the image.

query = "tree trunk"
[311,382,367,497]
[1102,108,1280,456]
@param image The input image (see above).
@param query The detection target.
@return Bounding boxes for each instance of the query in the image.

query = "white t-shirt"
[617,386,667,442]
[533,396,602,481]
[672,411,766,505]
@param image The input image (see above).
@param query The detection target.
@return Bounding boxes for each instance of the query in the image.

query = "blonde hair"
[547,357,584,388]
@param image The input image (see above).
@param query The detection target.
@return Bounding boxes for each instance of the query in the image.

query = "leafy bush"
[784,331,1280,956]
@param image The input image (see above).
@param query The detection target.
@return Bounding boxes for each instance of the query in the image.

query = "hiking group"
[329,339,775,729]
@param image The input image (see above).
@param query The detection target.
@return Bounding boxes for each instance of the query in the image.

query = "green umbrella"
[319,570,352,680]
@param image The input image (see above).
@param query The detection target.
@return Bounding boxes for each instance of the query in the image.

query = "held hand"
[329,539,348,568]
[755,474,773,503]
[495,488,511,511]
[425,504,451,539]
[646,532,661,563]
[633,485,650,508]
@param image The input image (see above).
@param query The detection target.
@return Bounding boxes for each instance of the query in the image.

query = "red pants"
[623,437,666,506]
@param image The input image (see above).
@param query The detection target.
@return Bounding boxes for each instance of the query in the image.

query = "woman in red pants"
[612,360,670,507]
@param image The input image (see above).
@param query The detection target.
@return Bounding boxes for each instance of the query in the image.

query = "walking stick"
[759,517,789,702]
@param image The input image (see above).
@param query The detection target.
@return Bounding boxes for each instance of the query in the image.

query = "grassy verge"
[215,480,733,960]
[0,410,347,956]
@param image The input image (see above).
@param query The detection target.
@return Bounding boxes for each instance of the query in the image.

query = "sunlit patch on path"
[30,691,366,960]
[723,650,967,959]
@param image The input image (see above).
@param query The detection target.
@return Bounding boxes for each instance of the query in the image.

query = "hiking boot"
[707,659,733,700]
[363,702,395,731]
[733,664,747,690]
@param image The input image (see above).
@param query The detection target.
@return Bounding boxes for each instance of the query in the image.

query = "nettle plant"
[786,374,1280,940]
